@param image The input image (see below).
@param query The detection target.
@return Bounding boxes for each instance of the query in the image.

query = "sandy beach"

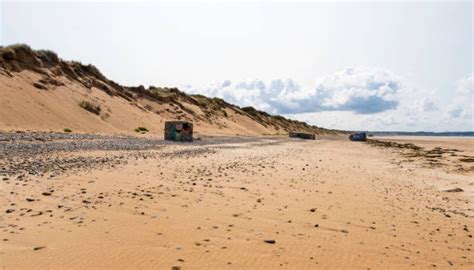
[1,1,472,268]
[1,134,473,269]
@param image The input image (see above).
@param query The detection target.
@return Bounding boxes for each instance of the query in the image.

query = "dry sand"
[1,136,473,269]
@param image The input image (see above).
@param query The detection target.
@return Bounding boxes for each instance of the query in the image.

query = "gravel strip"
[0,132,297,177]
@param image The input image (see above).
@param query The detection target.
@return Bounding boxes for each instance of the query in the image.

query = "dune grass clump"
[241,106,259,116]
[36,49,59,66]
[135,127,149,133]
[63,128,72,133]
[0,44,31,60]
[79,100,101,115]
[0,47,16,61]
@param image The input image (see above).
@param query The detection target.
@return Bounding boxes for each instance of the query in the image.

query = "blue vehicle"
[349,132,367,142]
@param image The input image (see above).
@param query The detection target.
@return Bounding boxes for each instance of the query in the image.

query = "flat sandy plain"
[1,134,473,269]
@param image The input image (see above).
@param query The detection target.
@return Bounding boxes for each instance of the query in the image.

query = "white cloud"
[185,67,401,115]
[417,95,439,112]
[456,73,474,96]
[447,73,473,120]
[183,69,473,131]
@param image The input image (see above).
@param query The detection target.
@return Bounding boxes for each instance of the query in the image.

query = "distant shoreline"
[367,132,474,137]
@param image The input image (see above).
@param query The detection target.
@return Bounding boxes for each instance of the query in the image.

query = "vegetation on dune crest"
[0,44,60,69]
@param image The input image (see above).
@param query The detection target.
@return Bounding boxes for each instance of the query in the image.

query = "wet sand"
[1,135,473,269]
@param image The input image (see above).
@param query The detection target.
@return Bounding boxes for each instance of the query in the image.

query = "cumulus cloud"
[420,97,438,112]
[456,73,474,96]
[185,67,401,115]
[183,69,472,131]
[447,73,473,120]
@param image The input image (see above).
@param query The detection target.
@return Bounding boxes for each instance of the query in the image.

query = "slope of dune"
[0,44,336,136]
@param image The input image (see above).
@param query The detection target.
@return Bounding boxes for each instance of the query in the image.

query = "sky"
[1,0,473,131]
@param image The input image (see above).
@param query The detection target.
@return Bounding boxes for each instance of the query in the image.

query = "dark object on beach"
[264,239,276,244]
[349,132,367,142]
[164,121,193,142]
[443,187,464,193]
[289,132,316,140]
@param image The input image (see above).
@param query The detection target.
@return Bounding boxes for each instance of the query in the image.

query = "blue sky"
[1,1,472,131]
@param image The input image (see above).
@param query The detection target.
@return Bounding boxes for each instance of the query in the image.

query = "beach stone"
[443,188,463,193]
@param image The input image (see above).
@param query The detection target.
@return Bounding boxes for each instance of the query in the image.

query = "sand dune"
[0,70,286,136]
[0,44,333,136]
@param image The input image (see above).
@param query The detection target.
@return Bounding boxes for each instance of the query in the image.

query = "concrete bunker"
[164,121,193,142]
[289,132,316,140]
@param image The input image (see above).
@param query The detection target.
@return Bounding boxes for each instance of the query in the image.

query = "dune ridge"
[0,44,337,136]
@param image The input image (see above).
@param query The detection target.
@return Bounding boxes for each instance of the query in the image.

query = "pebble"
[443,188,463,193]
